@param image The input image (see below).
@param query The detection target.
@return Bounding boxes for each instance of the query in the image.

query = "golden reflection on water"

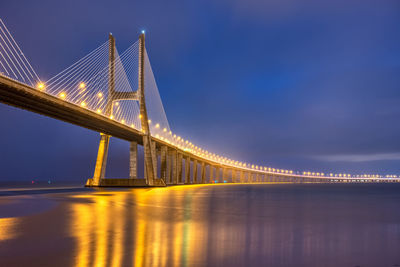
[0,217,20,241]
[1,184,400,267]
[69,187,210,267]
[66,184,400,267]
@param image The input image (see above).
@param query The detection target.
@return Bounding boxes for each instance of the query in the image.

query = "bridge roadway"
[1,75,400,184]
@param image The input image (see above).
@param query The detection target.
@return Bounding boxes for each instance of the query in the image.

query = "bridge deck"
[0,76,143,143]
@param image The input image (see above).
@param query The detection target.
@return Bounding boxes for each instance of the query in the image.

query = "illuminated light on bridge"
[0,19,399,186]
[37,82,45,91]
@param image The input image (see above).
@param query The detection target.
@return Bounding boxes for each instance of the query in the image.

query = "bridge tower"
[138,33,159,186]
[87,33,162,187]
[90,33,116,186]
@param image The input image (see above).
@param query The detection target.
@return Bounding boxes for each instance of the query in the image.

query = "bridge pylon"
[86,33,165,187]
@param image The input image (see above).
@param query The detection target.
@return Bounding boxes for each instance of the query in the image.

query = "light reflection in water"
[0,217,20,241]
[64,184,400,267]
[69,187,213,267]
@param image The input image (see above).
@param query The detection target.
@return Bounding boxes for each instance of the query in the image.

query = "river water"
[0,183,399,267]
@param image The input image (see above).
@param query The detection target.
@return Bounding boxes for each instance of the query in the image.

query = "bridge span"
[0,19,398,186]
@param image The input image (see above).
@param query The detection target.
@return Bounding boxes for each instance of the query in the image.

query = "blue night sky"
[1,0,400,181]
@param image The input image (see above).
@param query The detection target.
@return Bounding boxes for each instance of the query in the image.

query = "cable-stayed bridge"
[0,20,398,186]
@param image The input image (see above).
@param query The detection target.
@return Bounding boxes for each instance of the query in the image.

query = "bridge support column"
[143,137,158,185]
[201,163,206,183]
[232,169,236,183]
[193,160,198,184]
[129,141,138,179]
[240,171,244,183]
[165,150,171,184]
[171,150,177,184]
[185,156,191,184]
[209,165,214,182]
[92,133,111,185]
[177,153,183,183]
[216,167,220,183]
[222,168,227,183]
[160,146,168,182]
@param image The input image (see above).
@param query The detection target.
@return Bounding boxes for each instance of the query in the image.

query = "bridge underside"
[0,76,143,143]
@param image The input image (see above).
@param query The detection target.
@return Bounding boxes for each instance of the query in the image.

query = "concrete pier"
[201,163,206,183]
[171,150,177,184]
[160,145,168,182]
[92,133,110,185]
[177,153,183,183]
[129,141,138,179]
[185,156,191,184]
[193,160,198,183]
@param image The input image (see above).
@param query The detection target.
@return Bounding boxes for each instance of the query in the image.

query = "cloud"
[314,153,400,162]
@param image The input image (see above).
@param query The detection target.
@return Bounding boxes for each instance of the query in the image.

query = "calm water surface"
[0,183,400,267]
